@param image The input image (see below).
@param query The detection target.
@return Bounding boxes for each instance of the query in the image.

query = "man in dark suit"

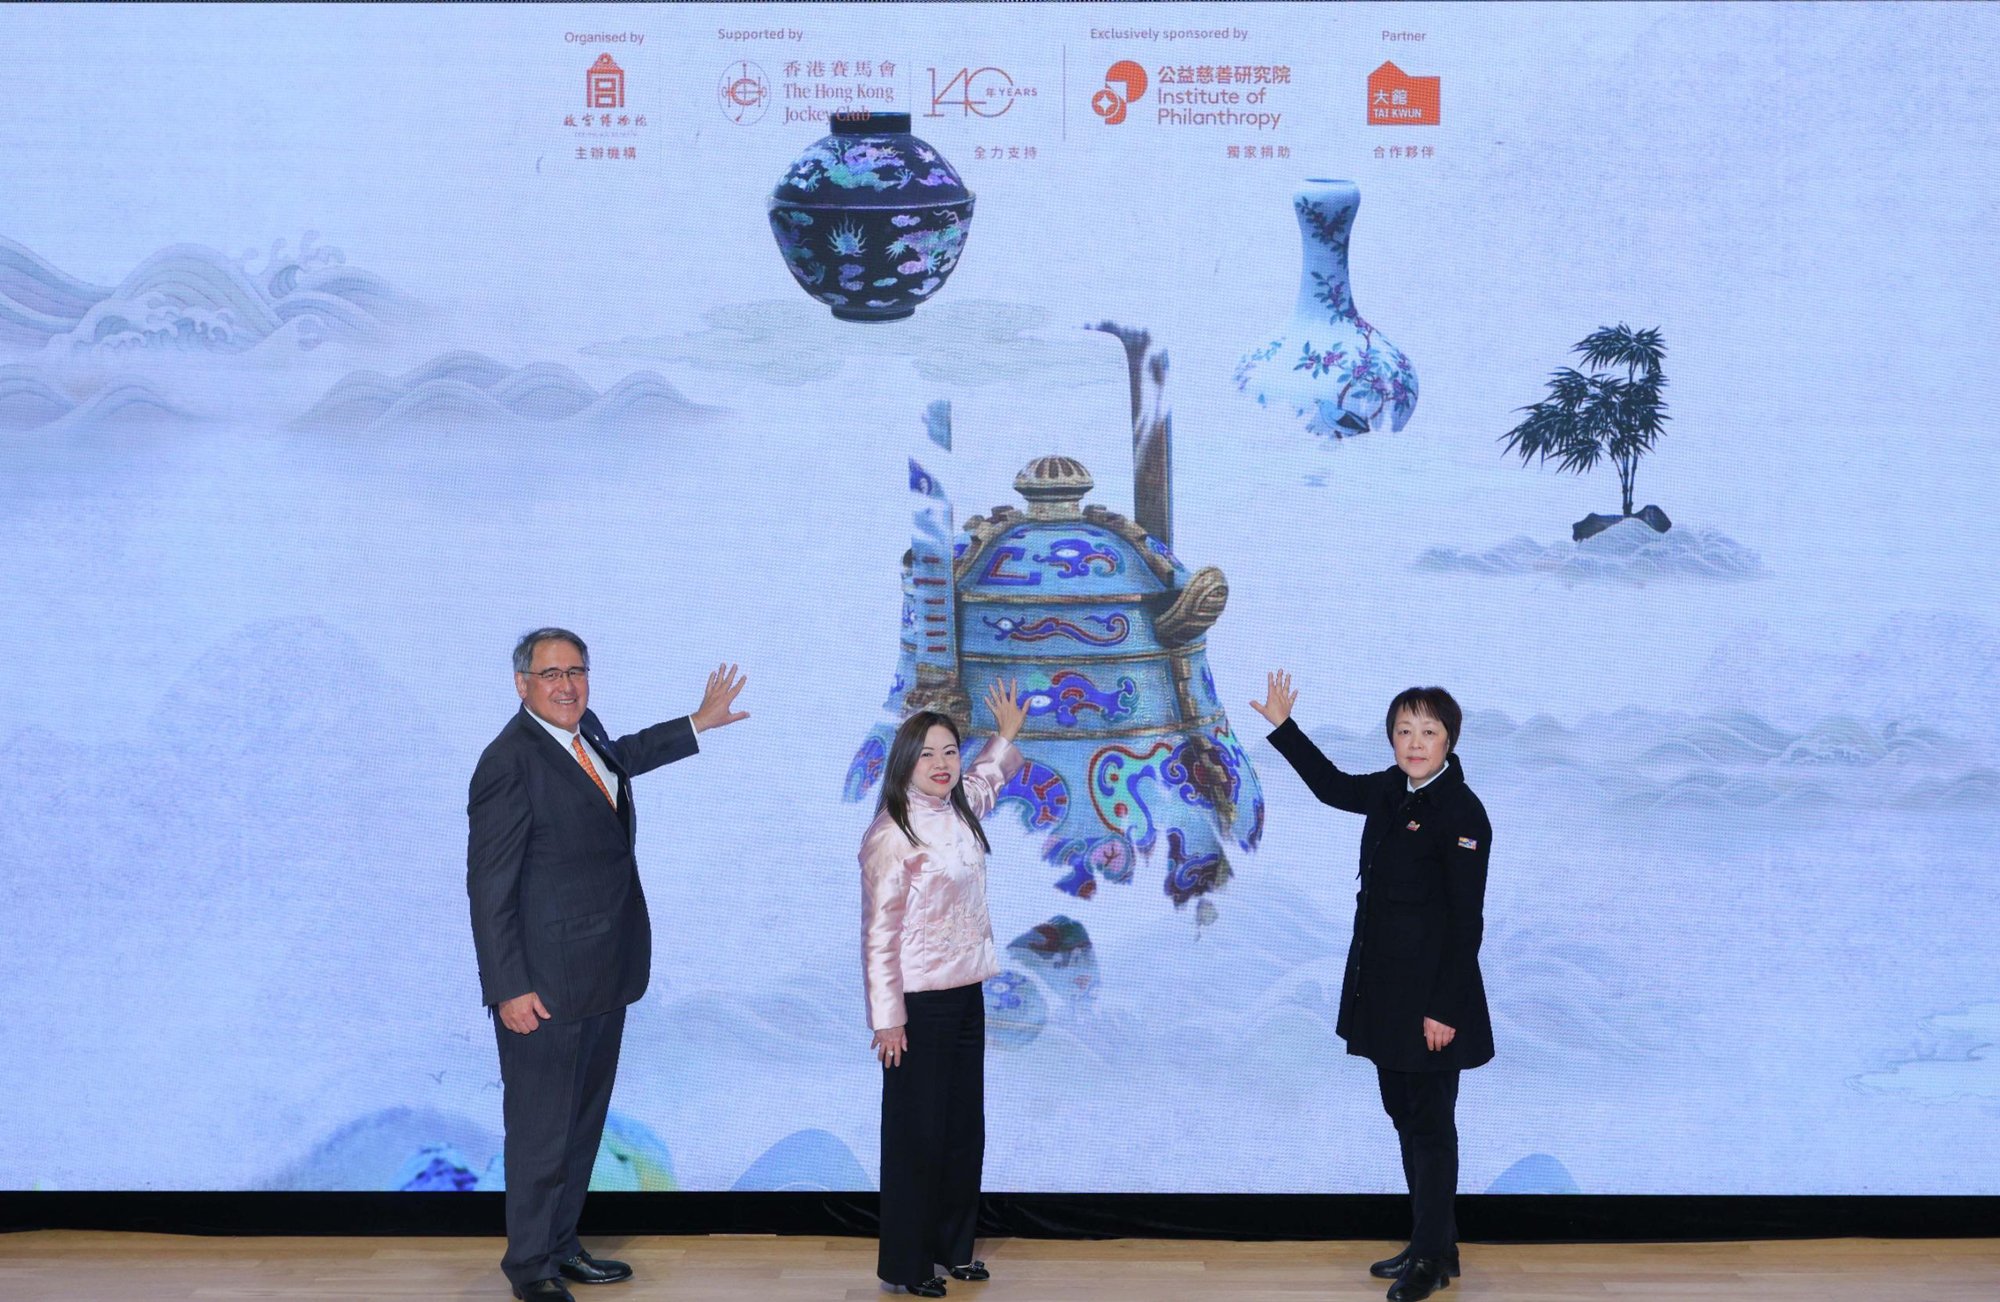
[468,628,748,1300]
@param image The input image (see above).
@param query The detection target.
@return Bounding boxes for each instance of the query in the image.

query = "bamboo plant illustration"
[1501,325,1669,522]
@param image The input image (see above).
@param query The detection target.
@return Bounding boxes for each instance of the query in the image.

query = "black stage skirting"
[5,1193,1999,1240]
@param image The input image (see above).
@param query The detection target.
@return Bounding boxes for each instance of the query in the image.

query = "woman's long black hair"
[877,710,992,853]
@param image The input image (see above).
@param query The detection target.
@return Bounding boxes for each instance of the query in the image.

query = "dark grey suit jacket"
[466,705,699,1021]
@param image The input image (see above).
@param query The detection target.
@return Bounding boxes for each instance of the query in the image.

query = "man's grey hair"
[513,627,590,674]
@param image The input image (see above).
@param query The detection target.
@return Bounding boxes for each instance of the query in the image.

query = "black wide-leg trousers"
[1375,1063,1461,1259]
[493,1004,626,1288]
[878,982,986,1287]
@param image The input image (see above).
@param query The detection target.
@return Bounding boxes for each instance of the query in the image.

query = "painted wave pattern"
[1243,886,1685,1066]
[582,298,1117,390]
[0,232,406,354]
[0,364,191,430]
[2,615,1984,1188]
[0,618,868,1192]
[1699,613,2000,751]
[1307,707,1993,812]
[1414,518,1764,585]
[1851,1003,2000,1104]
[1481,921,1687,1061]
[0,238,111,346]
[263,1101,868,1192]
[294,351,720,433]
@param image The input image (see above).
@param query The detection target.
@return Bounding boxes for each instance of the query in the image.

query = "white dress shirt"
[527,707,621,809]
[1407,755,1452,794]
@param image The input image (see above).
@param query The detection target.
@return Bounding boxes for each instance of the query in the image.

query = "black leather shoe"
[904,1278,948,1298]
[557,1251,632,1285]
[512,1280,575,1302]
[1370,1246,1461,1280]
[947,1260,990,1281]
[1386,1256,1452,1301]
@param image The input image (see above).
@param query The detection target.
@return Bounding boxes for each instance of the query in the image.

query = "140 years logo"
[927,64,1037,118]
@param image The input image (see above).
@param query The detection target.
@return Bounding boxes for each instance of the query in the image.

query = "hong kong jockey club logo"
[718,59,770,125]
[1091,59,1148,125]
[587,53,625,109]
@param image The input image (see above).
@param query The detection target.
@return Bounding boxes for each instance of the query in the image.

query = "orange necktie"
[572,736,616,807]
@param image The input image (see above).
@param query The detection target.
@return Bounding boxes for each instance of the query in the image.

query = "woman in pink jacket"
[860,681,1028,1297]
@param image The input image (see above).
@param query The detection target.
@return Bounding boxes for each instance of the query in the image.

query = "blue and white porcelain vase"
[1234,179,1417,438]
[767,111,975,323]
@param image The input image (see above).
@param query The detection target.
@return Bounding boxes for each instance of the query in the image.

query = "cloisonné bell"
[844,325,1264,937]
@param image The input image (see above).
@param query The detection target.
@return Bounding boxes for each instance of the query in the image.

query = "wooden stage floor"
[4,1231,1997,1300]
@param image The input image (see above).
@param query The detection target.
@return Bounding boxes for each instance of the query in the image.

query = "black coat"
[1268,719,1494,1072]
[466,706,699,1022]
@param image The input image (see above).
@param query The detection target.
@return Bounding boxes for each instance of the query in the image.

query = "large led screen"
[5,2,1999,1194]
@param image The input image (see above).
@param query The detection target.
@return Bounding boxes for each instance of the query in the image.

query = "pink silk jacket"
[859,736,1023,1030]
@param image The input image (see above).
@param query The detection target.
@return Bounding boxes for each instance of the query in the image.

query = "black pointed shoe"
[1386,1256,1452,1302]
[903,1278,949,1298]
[513,1280,575,1302]
[947,1260,990,1281]
[557,1250,633,1285]
[1370,1246,1461,1280]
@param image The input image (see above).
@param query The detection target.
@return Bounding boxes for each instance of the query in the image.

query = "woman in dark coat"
[1252,671,1493,1302]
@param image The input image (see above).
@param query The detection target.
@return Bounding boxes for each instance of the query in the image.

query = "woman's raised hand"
[1250,669,1299,728]
[986,678,1028,742]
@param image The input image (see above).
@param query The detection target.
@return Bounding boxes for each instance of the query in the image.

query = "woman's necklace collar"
[908,784,953,811]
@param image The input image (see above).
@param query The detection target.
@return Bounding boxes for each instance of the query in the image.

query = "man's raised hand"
[691,663,750,733]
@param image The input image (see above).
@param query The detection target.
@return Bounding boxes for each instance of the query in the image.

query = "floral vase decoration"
[767,110,976,323]
[1234,179,1417,438]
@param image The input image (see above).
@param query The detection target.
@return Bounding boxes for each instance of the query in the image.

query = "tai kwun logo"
[1091,59,1148,125]
[1368,61,1440,125]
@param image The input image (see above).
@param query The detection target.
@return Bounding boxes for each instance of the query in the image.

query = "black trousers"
[878,982,985,1286]
[1375,1063,1461,1259]
[493,1004,626,1287]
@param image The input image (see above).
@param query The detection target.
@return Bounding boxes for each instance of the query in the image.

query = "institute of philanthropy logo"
[586,52,626,109]
[719,59,770,124]
[1367,61,1440,125]
[1090,59,1149,124]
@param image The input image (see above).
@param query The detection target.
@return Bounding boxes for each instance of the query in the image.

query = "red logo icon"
[1367,61,1438,125]
[718,60,769,125]
[1091,59,1149,125]
[587,53,626,110]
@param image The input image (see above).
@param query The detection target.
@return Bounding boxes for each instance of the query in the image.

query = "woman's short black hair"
[1385,686,1463,751]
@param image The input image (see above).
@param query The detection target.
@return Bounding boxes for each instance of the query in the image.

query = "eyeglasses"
[524,667,589,684]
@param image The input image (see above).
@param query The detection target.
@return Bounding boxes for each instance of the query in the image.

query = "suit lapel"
[578,711,630,781]
[580,711,635,831]
[516,708,624,823]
